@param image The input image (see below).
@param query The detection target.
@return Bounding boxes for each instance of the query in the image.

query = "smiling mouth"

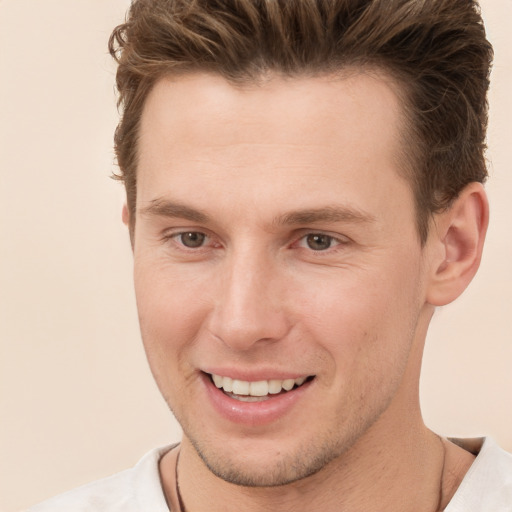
[208,373,315,402]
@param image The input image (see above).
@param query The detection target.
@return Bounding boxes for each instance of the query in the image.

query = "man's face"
[133,71,435,486]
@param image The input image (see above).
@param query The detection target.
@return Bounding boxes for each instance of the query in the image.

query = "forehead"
[139,70,405,157]
[136,71,414,232]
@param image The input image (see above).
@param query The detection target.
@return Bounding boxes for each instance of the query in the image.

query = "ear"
[122,203,130,226]
[122,203,135,250]
[426,183,489,306]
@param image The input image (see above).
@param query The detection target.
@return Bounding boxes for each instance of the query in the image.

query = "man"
[28,0,511,510]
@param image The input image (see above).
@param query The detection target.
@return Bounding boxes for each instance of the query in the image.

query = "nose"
[206,247,291,351]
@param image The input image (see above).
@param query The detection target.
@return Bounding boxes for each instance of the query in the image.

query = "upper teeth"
[211,374,307,396]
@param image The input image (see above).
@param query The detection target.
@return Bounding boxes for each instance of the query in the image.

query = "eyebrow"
[274,206,376,226]
[139,198,375,226]
[138,199,210,223]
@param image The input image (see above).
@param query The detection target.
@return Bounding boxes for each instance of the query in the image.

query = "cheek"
[133,263,213,405]
[298,262,422,381]
[134,260,212,359]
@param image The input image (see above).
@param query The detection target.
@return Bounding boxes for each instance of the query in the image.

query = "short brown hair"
[109,0,493,242]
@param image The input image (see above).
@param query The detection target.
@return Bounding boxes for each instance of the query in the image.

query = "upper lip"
[202,368,313,381]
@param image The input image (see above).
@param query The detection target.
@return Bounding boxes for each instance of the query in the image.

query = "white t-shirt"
[26,445,172,512]
[27,437,512,511]
[445,437,512,511]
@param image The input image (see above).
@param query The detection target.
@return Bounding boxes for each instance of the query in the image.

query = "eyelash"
[164,230,349,254]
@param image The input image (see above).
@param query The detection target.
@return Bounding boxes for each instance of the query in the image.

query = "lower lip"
[201,373,313,426]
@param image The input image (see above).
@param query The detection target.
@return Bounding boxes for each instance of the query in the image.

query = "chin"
[186,430,349,488]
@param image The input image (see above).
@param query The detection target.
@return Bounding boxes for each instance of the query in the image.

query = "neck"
[169,413,447,512]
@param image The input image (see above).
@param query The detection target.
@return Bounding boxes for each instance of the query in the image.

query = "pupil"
[306,234,332,251]
[181,232,205,248]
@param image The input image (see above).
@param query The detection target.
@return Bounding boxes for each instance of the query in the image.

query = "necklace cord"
[175,451,187,512]
[436,436,447,512]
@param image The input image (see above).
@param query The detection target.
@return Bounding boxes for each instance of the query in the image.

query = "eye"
[304,233,337,251]
[176,231,207,248]
[294,232,347,252]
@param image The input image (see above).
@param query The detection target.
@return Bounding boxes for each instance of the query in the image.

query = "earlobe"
[426,183,489,306]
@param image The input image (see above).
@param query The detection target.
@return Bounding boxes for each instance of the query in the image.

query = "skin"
[128,71,487,511]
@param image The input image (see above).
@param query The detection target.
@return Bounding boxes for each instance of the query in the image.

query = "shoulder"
[26,445,175,512]
[446,437,512,511]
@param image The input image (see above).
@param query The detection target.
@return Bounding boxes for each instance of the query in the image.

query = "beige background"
[0,1,511,511]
